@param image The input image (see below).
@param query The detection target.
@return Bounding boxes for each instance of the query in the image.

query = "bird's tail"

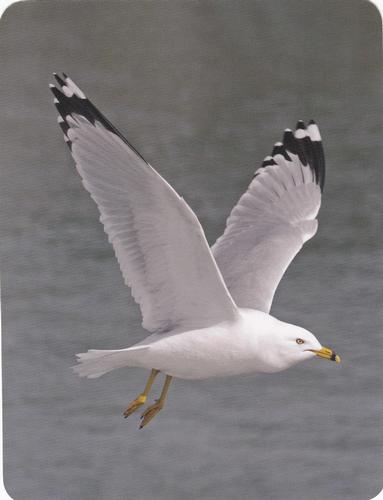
[72,345,149,379]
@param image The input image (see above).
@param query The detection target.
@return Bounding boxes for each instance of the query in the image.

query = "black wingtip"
[259,120,326,193]
[271,141,283,154]
[272,142,291,161]
[262,156,276,168]
[49,84,63,100]
[54,73,66,87]
[283,129,294,142]
[49,74,150,164]
[296,120,306,130]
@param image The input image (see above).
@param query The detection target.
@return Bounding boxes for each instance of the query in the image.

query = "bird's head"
[259,325,341,371]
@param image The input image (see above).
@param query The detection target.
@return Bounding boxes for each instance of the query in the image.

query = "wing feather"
[212,121,325,313]
[50,74,238,333]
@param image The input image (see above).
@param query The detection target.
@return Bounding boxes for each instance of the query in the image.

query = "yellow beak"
[309,346,341,363]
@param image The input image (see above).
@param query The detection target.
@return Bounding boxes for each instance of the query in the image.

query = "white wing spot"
[307,123,321,141]
[64,76,87,99]
[294,129,307,139]
[62,85,74,98]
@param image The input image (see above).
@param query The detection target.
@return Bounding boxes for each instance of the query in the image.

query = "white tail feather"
[72,345,149,379]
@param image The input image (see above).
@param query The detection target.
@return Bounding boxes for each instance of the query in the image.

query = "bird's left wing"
[211,121,325,313]
[50,73,238,333]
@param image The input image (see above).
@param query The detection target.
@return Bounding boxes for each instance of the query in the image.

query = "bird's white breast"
[134,309,283,379]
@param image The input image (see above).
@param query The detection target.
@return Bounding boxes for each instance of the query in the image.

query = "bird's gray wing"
[50,74,238,333]
[211,121,325,313]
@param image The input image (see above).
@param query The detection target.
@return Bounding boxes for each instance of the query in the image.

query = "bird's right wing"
[212,121,325,313]
[50,74,238,333]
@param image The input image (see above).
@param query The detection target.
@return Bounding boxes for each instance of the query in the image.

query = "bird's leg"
[123,369,160,418]
[139,375,173,428]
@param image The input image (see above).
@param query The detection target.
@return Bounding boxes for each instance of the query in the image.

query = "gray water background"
[1,1,382,499]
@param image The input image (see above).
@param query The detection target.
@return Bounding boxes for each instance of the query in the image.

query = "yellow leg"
[123,369,160,418]
[139,375,173,429]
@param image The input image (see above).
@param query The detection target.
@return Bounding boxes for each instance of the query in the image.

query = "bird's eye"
[296,338,305,345]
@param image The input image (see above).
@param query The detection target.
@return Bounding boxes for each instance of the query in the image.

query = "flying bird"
[50,73,340,429]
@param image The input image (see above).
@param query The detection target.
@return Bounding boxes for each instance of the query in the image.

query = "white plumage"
[212,135,322,313]
[68,116,237,334]
[50,74,339,425]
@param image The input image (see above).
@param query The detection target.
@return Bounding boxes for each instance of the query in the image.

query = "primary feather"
[211,121,325,313]
[50,74,238,334]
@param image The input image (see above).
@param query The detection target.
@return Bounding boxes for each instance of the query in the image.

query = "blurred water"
[1,1,382,499]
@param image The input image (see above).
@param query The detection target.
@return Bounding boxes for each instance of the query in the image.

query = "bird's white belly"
[135,314,268,379]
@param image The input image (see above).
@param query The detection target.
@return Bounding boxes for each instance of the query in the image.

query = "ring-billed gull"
[50,73,340,428]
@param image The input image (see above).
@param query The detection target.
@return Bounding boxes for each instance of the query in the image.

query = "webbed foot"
[139,401,163,428]
[123,394,147,418]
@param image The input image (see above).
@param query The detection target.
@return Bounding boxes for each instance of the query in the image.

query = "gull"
[50,73,340,428]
